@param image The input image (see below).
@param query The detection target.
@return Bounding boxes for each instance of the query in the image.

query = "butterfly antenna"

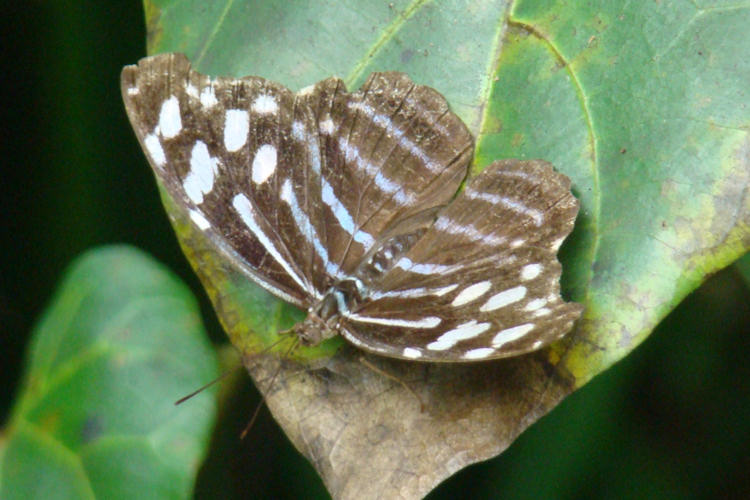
[174,367,239,405]
[175,335,294,406]
[358,355,425,412]
[240,334,300,439]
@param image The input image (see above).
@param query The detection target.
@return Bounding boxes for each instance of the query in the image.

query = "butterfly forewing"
[297,72,473,275]
[121,53,582,363]
[122,54,336,304]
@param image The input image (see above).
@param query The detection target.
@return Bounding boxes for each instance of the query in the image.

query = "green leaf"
[736,251,750,288]
[142,1,750,498]
[496,0,750,386]
[0,246,218,500]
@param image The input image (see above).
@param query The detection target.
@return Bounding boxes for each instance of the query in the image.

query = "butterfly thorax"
[295,279,366,346]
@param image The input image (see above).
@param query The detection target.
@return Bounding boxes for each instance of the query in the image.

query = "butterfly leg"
[357,355,425,412]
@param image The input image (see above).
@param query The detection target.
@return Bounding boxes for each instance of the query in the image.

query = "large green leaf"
[737,251,750,287]
[142,0,749,498]
[0,246,218,500]
[495,0,750,384]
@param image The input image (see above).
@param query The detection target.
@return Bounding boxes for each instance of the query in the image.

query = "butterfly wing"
[339,160,583,361]
[297,72,474,277]
[122,53,344,305]
[122,55,474,307]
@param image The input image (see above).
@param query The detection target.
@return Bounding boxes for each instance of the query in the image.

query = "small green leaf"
[0,246,218,500]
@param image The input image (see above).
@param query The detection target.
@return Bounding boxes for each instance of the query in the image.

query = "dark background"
[2,2,749,498]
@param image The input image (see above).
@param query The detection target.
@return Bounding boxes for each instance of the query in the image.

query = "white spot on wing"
[463,348,495,360]
[127,86,139,95]
[158,96,182,139]
[189,209,210,230]
[280,179,343,279]
[321,179,374,247]
[320,118,335,135]
[520,263,542,281]
[533,307,552,317]
[434,217,507,247]
[551,236,566,251]
[480,286,527,312]
[370,284,458,300]
[297,84,315,96]
[348,101,442,173]
[252,144,277,184]
[186,84,199,99]
[435,284,459,296]
[492,323,535,348]
[285,118,376,249]
[498,169,535,181]
[183,141,219,204]
[252,94,278,114]
[402,347,422,359]
[291,121,305,140]
[465,188,545,226]
[144,134,166,167]
[524,298,547,311]
[532,340,544,349]
[200,86,217,107]
[451,281,492,307]
[336,136,415,206]
[427,320,491,351]
[340,330,367,348]
[224,109,250,152]
[232,193,311,294]
[344,314,441,329]
[395,257,456,275]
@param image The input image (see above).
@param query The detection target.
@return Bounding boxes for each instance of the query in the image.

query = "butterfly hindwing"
[339,160,582,361]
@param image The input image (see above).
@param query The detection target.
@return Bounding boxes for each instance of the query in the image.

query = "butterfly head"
[294,290,344,346]
[293,317,330,346]
[295,280,365,346]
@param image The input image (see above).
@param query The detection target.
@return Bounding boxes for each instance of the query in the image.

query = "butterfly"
[121,53,582,362]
